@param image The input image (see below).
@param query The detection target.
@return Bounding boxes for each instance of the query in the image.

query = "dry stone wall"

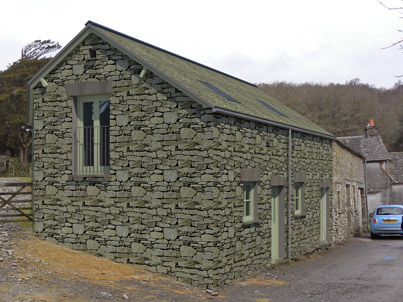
[32,34,333,288]
[332,142,365,243]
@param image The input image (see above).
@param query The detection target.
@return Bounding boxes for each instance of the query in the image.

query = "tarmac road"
[234,236,403,302]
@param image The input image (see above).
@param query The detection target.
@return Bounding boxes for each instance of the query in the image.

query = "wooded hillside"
[0,58,50,161]
[259,80,403,151]
[0,40,60,162]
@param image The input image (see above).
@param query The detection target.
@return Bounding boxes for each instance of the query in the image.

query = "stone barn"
[27,21,334,288]
[332,140,366,243]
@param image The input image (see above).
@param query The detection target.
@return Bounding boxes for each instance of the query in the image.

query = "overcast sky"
[1,0,402,88]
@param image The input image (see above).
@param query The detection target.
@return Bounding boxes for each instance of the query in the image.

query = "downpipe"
[288,129,292,260]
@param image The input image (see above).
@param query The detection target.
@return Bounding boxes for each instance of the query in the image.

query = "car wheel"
[370,232,379,239]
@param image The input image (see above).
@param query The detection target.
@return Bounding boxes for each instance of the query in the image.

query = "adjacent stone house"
[332,141,366,243]
[339,121,397,214]
[27,21,334,288]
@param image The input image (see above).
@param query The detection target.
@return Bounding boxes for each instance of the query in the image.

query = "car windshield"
[376,207,403,215]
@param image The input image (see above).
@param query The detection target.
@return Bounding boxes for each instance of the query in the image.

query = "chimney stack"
[365,119,378,137]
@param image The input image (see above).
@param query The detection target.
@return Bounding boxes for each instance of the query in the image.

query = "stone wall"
[366,162,392,214]
[367,162,389,192]
[332,142,365,243]
[391,184,403,205]
[32,34,333,288]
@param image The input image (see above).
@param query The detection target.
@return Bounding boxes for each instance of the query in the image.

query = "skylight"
[199,81,240,103]
[256,99,288,118]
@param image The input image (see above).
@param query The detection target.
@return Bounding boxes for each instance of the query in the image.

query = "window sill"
[70,174,111,181]
[294,213,306,218]
[242,219,259,227]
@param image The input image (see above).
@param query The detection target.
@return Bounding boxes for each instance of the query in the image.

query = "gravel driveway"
[1,220,383,302]
[3,223,401,301]
[3,177,400,301]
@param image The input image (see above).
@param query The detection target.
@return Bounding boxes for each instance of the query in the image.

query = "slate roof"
[389,152,403,183]
[337,135,391,161]
[27,21,333,138]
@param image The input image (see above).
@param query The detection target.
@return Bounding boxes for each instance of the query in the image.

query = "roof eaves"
[88,24,214,109]
[212,107,335,140]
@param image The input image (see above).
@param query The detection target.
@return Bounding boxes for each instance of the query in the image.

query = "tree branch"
[378,1,403,10]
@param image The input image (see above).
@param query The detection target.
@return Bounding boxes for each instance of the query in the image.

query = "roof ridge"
[337,135,364,139]
[85,20,257,88]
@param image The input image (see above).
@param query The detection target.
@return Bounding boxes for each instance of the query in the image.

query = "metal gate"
[0,182,33,222]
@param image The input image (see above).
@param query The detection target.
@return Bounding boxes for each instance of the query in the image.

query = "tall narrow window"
[294,172,306,217]
[243,182,256,223]
[76,95,110,175]
[295,183,302,215]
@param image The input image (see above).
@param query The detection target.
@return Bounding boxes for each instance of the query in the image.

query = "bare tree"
[380,1,403,76]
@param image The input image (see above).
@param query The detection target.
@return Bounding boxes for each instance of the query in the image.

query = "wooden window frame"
[294,171,306,217]
[241,168,261,225]
[243,182,257,224]
[73,95,110,177]
[295,182,305,216]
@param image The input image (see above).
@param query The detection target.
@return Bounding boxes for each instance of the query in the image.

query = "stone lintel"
[66,81,113,97]
[271,175,286,186]
[319,180,331,188]
[294,171,306,183]
[240,168,262,182]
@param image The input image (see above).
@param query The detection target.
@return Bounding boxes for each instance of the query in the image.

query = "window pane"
[377,207,403,215]
[83,102,94,166]
[83,102,94,127]
[243,182,255,222]
[295,184,301,211]
[100,101,110,126]
[99,101,110,167]
[245,184,251,200]
[83,126,94,166]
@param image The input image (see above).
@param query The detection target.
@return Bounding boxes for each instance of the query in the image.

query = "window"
[75,95,110,175]
[294,172,306,216]
[377,207,403,215]
[199,80,240,103]
[295,183,303,215]
[89,48,97,59]
[243,182,256,223]
[256,99,288,118]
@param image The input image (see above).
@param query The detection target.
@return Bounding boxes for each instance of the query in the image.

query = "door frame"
[271,185,285,264]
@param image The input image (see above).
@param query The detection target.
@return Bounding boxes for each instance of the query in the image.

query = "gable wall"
[332,142,365,243]
[32,34,333,288]
[367,162,389,191]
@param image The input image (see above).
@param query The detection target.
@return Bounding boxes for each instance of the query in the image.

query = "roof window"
[199,80,240,103]
[256,99,288,118]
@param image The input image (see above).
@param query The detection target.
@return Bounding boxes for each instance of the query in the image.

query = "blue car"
[370,205,403,239]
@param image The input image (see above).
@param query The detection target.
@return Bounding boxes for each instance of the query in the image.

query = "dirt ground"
[0,223,291,302]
